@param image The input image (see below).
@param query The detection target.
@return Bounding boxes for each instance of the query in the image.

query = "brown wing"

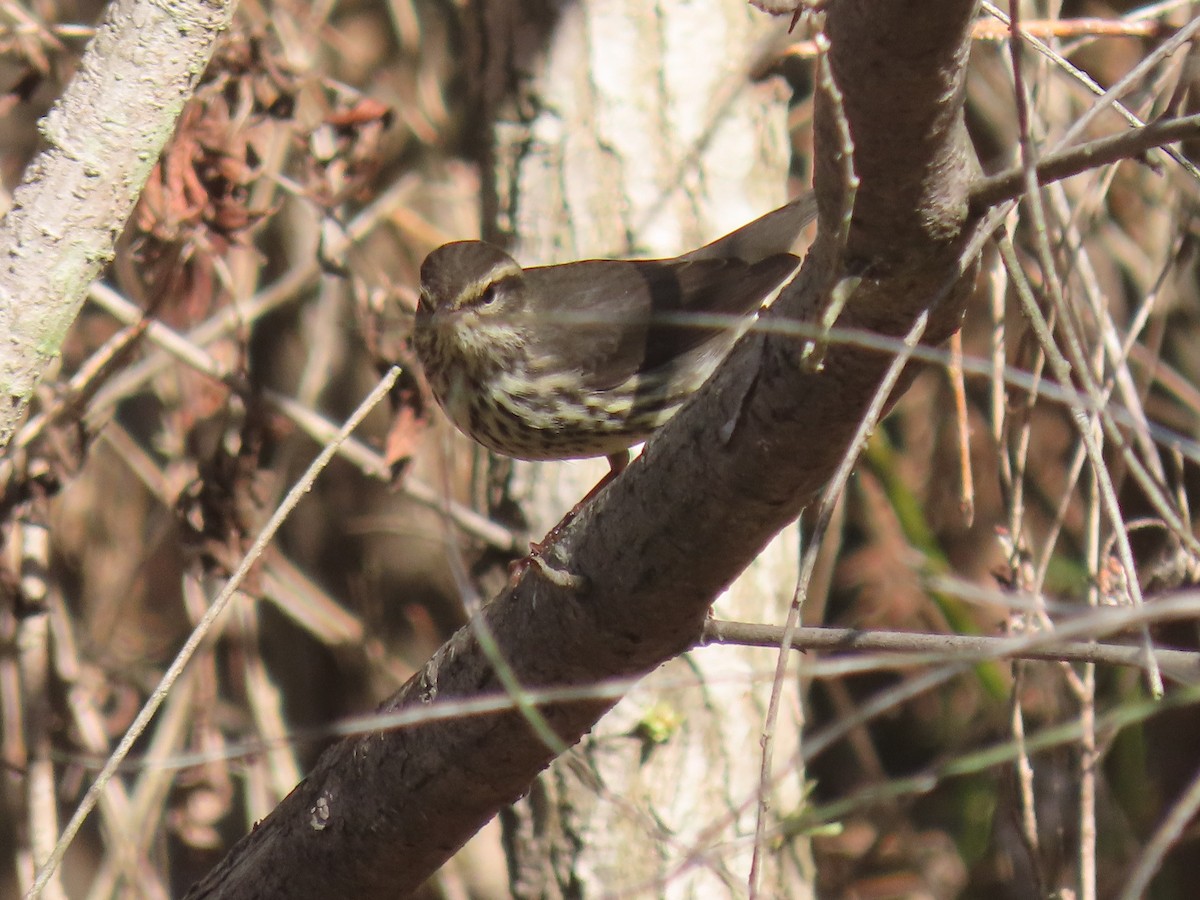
[521,253,798,393]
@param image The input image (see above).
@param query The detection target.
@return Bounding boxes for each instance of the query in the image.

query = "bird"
[411,194,817,488]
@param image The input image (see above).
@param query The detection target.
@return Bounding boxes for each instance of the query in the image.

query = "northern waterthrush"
[412,194,817,475]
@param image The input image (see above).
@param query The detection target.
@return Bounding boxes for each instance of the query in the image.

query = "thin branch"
[82,281,522,553]
[27,369,400,897]
[701,620,1200,683]
[751,299,925,894]
[970,113,1200,211]
[982,0,1200,184]
[1119,759,1200,899]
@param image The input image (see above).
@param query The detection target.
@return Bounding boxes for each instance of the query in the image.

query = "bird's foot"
[505,451,628,591]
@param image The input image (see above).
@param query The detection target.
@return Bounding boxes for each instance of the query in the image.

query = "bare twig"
[701,620,1200,683]
[970,113,1200,211]
[27,369,400,897]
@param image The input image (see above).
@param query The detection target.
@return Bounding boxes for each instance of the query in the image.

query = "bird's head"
[415,241,529,370]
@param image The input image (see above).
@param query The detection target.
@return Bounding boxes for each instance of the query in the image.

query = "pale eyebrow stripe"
[456,268,522,307]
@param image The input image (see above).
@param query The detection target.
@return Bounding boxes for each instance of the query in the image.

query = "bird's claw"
[507,544,588,591]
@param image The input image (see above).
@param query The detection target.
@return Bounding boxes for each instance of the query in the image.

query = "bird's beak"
[419,291,455,327]
[427,305,455,327]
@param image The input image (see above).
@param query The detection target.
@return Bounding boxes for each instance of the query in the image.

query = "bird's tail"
[681,193,818,264]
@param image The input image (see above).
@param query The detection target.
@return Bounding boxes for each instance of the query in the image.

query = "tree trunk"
[486,1,813,894]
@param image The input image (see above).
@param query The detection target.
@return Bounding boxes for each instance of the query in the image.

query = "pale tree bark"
[0,0,235,451]
[492,1,811,896]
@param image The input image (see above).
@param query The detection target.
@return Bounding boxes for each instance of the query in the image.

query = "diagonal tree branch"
[184,1,983,896]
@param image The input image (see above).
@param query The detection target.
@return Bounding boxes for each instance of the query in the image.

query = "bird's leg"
[565,450,629,517]
[508,450,630,586]
[537,450,629,548]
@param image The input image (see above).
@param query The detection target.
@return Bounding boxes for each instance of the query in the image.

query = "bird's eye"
[477,284,499,306]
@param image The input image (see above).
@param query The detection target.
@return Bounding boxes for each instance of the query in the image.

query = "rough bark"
[185,1,982,896]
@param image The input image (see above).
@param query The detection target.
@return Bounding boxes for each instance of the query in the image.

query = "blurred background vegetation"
[4,0,1200,897]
